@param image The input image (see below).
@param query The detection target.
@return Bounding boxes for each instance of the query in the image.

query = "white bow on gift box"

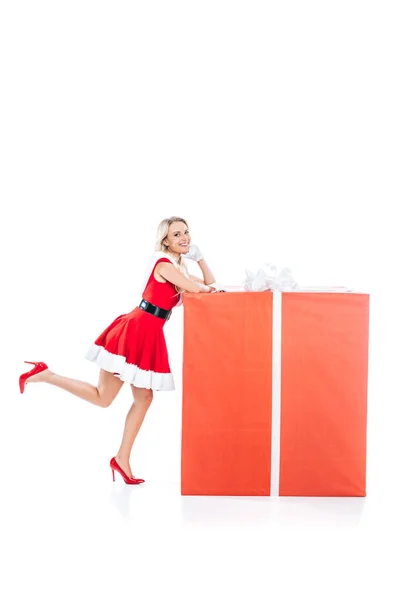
[243,263,298,292]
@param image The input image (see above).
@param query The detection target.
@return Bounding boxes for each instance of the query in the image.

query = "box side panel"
[181,293,273,496]
[280,293,369,496]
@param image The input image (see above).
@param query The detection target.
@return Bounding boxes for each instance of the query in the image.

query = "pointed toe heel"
[19,361,48,394]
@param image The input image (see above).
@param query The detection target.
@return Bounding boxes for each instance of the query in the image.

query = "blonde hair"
[155,216,190,295]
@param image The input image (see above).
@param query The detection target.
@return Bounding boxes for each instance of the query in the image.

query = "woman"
[19,217,217,484]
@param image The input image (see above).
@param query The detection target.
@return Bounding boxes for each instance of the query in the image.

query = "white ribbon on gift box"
[271,292,283,496]
[244,263,298,292]
[241,266,352,494]
[243,263,352,294]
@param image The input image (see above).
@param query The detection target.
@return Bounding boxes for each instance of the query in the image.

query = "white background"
[1,1,399,599]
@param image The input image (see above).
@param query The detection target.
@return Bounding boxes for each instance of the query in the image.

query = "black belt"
[139,299,172,320]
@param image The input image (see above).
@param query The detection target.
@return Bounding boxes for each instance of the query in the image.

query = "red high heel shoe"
[19,361,49,394]
[110,457,145,485]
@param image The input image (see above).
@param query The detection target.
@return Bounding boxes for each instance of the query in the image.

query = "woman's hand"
[205,285,225,293]
[199,284,214,293]
[184,244,204,262]
[185,245,218,290]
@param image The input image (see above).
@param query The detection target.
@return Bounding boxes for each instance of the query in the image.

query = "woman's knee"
[98,390,118,408]
[134,387,153,405]
[99,395,114,408]
[97,372,124,407]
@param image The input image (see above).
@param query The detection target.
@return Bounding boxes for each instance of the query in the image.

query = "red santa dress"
[85,253,181,391]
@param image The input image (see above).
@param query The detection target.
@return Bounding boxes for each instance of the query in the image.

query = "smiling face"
[164,220,191,257]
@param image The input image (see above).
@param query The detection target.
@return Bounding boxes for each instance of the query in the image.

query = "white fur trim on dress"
[85,344,175,391]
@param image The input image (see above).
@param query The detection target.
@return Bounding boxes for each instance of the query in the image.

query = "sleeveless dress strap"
[141,252,177,294]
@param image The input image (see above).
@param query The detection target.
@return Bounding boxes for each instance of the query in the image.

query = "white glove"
[208,281,226,292]
[184,244,204,262]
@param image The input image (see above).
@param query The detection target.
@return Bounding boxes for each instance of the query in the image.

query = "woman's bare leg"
[25,367,124,408]
[114,385,153,478]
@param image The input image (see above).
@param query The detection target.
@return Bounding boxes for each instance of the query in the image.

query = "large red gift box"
[181,291,369,496]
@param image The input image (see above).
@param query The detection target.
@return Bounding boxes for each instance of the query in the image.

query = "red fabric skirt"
[85,307,174,391]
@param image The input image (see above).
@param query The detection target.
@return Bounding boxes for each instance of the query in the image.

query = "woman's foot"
[19,361,51,394]
[27,370,52,384]
[114,455,134,479]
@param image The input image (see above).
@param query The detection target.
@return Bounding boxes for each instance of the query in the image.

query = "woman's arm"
[188,274,205,284]
[197,258,216,286]
[157,262,213,293]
